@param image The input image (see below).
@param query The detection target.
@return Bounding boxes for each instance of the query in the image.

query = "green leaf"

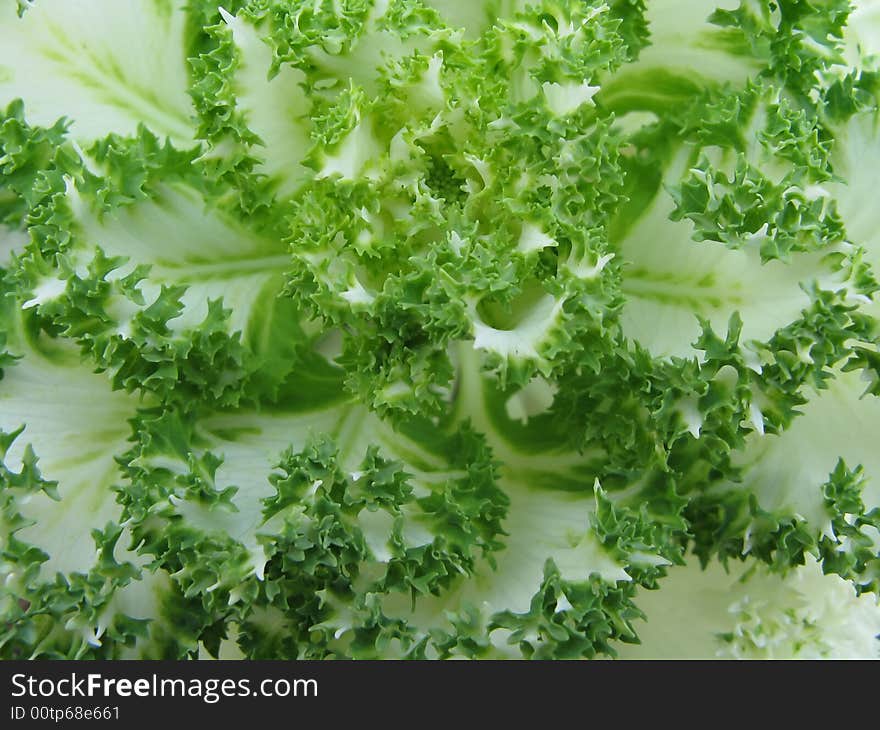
[0,0,195,144]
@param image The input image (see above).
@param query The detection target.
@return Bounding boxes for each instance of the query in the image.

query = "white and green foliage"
[1,0,879,659]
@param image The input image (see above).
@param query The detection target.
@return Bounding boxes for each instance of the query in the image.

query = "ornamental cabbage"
[1,0,879,659]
